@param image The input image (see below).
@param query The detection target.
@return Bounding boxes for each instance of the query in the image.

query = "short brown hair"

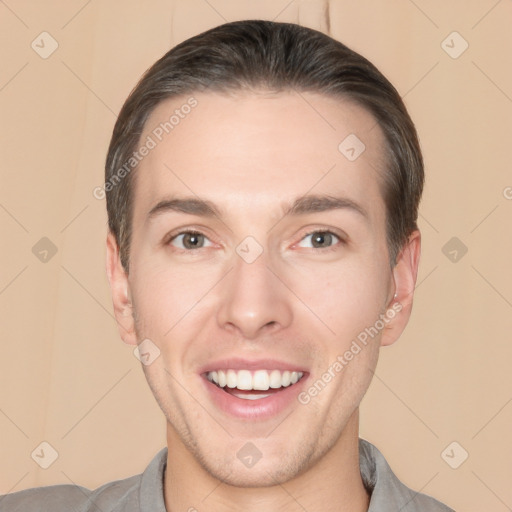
[105,19,423,272]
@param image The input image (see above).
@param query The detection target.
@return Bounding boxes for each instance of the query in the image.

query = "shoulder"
[359,438,455,512]
[0,448,168,512]
[0,474,141,512]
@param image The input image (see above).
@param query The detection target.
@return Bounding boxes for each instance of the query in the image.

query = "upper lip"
[198,357,308,374]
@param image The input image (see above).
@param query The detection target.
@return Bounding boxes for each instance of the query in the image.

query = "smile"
[201,361,309,419]
[206,369,305,400]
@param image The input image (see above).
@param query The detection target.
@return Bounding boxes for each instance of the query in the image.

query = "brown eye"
[169,231,211,250]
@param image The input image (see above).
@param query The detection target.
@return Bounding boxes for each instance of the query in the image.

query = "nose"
[216,247,293,340]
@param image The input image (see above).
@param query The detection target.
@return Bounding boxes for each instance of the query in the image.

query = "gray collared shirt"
[0,438,455,511]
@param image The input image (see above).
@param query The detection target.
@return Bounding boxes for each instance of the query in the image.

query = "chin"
[194,441,316,488]
[203,459,302,488]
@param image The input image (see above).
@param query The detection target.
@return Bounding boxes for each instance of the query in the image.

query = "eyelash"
[298,229,344,252]
[166,228,345,253]
[166,230,213,252]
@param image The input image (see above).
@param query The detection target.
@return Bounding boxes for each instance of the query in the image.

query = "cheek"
[129,263,221,379]
[130,262,209,332]
[289,257,389,339]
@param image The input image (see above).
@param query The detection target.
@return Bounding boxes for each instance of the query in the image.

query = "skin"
[106,90,421,512]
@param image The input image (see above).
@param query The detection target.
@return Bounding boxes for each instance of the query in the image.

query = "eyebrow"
[286,194,368,219]
[146,194,368,222]
[147,197,221,220]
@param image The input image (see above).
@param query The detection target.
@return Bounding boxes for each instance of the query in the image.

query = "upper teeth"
[206,369,304,390]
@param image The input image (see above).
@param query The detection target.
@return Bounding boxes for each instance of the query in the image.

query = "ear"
[380,230,421,347]
[106,231,137,346]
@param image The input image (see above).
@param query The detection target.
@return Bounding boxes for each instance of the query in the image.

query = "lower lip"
[202,375,308,420]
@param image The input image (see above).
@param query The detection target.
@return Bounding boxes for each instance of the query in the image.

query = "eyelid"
[165,228,217,250]
[293,228,346,250]
[164,226,348,252]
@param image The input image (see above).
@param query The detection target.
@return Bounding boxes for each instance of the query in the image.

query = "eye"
[297,230,342,250]
[168,230,213,250]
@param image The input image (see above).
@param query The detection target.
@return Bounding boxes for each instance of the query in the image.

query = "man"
[1,20,454,512]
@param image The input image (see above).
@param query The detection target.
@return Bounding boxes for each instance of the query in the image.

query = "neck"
[163,410,369,512]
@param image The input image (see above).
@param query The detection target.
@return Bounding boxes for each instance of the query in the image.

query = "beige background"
[1,0,511,510]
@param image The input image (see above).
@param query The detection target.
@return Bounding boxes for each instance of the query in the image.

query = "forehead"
[132,90,388,225]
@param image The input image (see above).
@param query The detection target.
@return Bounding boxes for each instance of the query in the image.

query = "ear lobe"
[380,230,421,347]
[106,232,137,346]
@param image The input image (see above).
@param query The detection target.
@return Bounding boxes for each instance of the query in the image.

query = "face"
[107,90,420,487]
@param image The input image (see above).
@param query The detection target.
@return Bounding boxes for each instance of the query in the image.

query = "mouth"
[200,361,309,420]
[205,369,305,400]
